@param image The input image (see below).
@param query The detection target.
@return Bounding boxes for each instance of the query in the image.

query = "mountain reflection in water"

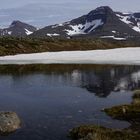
[0,64,140,98]
[0,64,140,140]
[81,67,140,97]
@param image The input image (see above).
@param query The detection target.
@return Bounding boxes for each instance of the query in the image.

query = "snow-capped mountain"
[0,20,37,37]
[31,6,139,39]
[0,6,140,39]
[116,12,140,33]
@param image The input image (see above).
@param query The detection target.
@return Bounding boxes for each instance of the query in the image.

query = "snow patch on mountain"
[47,33,60,37]
[133,26,140,32]
[1,30,9,36]
[25,29,33,35]
[116,13,140,33]
[116,14,132,24]
[65,19,104,36]
[65,24,86,36]
[51,24,63,28]
[8,31,12,35]
[100,36,126,40]
[112,31,117,33]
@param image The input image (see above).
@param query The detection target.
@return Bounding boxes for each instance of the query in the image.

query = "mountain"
[0,6,140,40]
[116,12,140,33]
[31,6,140,39]
[0,20,37,37]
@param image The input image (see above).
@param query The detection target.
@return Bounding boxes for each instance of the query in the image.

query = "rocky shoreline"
[69,90,140,140]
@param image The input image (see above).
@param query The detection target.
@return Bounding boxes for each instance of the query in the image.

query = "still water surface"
[0,64,140,140]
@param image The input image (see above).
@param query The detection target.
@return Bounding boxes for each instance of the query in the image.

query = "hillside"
[0,37,140,56]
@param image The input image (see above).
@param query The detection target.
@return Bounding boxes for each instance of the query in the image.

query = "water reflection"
[81,67,140,97]
[0,64,139,140]
[0,64,140,98]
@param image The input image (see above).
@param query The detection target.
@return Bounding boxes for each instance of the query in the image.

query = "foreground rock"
[0,112,21,135]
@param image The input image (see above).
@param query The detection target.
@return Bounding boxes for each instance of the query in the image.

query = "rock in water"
[0,112,21,135]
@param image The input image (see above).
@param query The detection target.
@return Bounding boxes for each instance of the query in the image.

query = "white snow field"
[65,19,104,35]
[0,47,140,65]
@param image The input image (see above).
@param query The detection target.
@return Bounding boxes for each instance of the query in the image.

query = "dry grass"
[0,37,139,56]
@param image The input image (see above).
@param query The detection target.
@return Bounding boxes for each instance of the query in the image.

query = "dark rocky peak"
[70,6,114,25]
[87,6,114,17]
[90,6,114,14]
[85,6,115,23]
[0,20,37,37]
[133,13,140,19]
[9,20,37,30]
[10,20,25,27]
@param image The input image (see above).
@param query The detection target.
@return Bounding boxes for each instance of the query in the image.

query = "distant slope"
[116,12,140,33]
[0,20,37,37]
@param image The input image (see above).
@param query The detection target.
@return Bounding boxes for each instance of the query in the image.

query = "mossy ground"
[69,90,140,140]
[104,89,140,122]
[0,37,139,56]
[70,125,140,140]
[104,104,140,122]
[133,90,140,99]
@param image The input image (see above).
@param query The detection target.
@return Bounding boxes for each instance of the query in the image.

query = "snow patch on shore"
[0,48,140,65]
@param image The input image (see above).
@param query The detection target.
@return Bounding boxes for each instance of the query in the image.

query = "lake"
[0,64,140,140]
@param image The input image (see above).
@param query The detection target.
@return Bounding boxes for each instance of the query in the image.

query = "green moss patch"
[104,104,140,122]
[104,89,140,122]
[133,90,140,99]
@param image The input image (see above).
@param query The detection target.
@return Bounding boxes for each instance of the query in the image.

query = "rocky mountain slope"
[116,12,140,33]
[31,6,140,39]
[0,6,140,39]
[0,20,37,37]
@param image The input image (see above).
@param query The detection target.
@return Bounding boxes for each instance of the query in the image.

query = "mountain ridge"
[30,6,140,39]
[0,6,140,39]
[0,20,37,37]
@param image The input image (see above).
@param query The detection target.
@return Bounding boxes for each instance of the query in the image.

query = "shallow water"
[0,64,140,140]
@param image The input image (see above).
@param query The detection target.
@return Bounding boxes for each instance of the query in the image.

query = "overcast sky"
[0,0,140,28]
